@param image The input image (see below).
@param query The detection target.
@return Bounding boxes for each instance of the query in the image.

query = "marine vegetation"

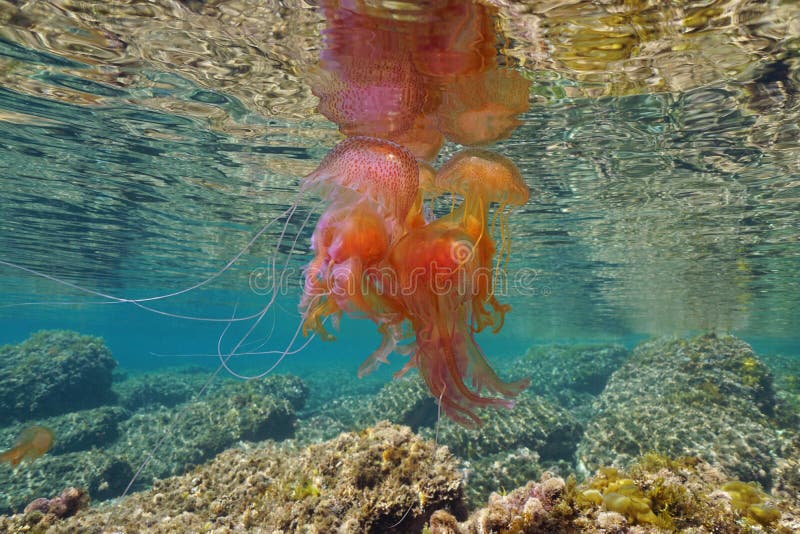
[428,452,796,533]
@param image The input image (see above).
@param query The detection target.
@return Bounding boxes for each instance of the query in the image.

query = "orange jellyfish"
[354,149,530,427]
[434,149,530,333]
[386,220,530,427]
[0,426,54,467]
[300,136,419,345]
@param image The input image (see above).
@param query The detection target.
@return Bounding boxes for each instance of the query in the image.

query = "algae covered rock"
[114,368,308,412]
[505,344,629,396]
[426,394,582,462]
[0,372,307,514]
[0,330,117,423]
[428,454,798,533]
[0,406,129,456]
[111,375,303,491]
[359,375,438,431]
[760,351,800,429]
[460,447,544,509]
[6,422,465,533]
[421,393,581,508]
[298,375,438,443]
[577,333,784,486]
[0,448,133,514]
[502,344,629,423]
[113,367,208,411]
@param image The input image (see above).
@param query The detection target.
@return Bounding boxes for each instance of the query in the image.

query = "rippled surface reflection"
[0,0,798,342]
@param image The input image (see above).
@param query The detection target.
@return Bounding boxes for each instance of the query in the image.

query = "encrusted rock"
[577,333,784,486]
[0,330,117,423]
[1,422,465,533]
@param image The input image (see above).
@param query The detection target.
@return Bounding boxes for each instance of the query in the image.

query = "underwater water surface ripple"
[0,1,799,345]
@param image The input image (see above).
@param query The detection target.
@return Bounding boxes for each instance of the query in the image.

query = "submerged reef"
[428,454,799,533]
[0,330,309,515]
[2,332,798,531]
[0,330,117,424]
[498,344,630,425]
[3,429,797,533]
[113,375,300,488]
[112,367,209,411]
[420,393,581,507]
[759,351,800,430]
[0,422,465,533]
[298,373,582,507]
[577,333,791,487]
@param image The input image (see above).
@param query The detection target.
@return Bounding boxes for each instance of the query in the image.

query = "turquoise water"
[2,30,798,362]
[0,0,799,527]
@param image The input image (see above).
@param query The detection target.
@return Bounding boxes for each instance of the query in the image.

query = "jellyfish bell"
[302,136,420,228]
[435,148,529,224]
[434,149,529,333]
[435,148,529,260]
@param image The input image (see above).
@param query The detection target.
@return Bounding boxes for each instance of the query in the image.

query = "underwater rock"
[0,371,307,513]
[414,393,580,508]
[506,344,630,396]
[299,373,581,507]
[362,375,439,432]
[113,367,208,411]
[0,330,117,424]
[0,449,133,514]
[502,344,629,422]
[0,422,465,533]
[301,366,385,415]
[427,454,799,533]
[298,375,437,441]
[460,447,544,510]
[294,414,351,445]
[425,394,582,463]
[111,376,301,491]
[115,368,308,413]
[759,351,800,430]
[577,333,785,487]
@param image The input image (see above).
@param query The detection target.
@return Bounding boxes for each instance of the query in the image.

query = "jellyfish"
[299,136,419,348]
[434,148,530,333]
[1,426,54,467]
[385,219,530,427]
[351,148,531,427]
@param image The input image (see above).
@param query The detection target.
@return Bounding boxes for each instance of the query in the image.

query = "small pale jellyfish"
[1,426,54,467]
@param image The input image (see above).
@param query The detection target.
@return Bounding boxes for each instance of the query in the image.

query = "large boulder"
[0,330,117,424]
[577,333,784,486]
